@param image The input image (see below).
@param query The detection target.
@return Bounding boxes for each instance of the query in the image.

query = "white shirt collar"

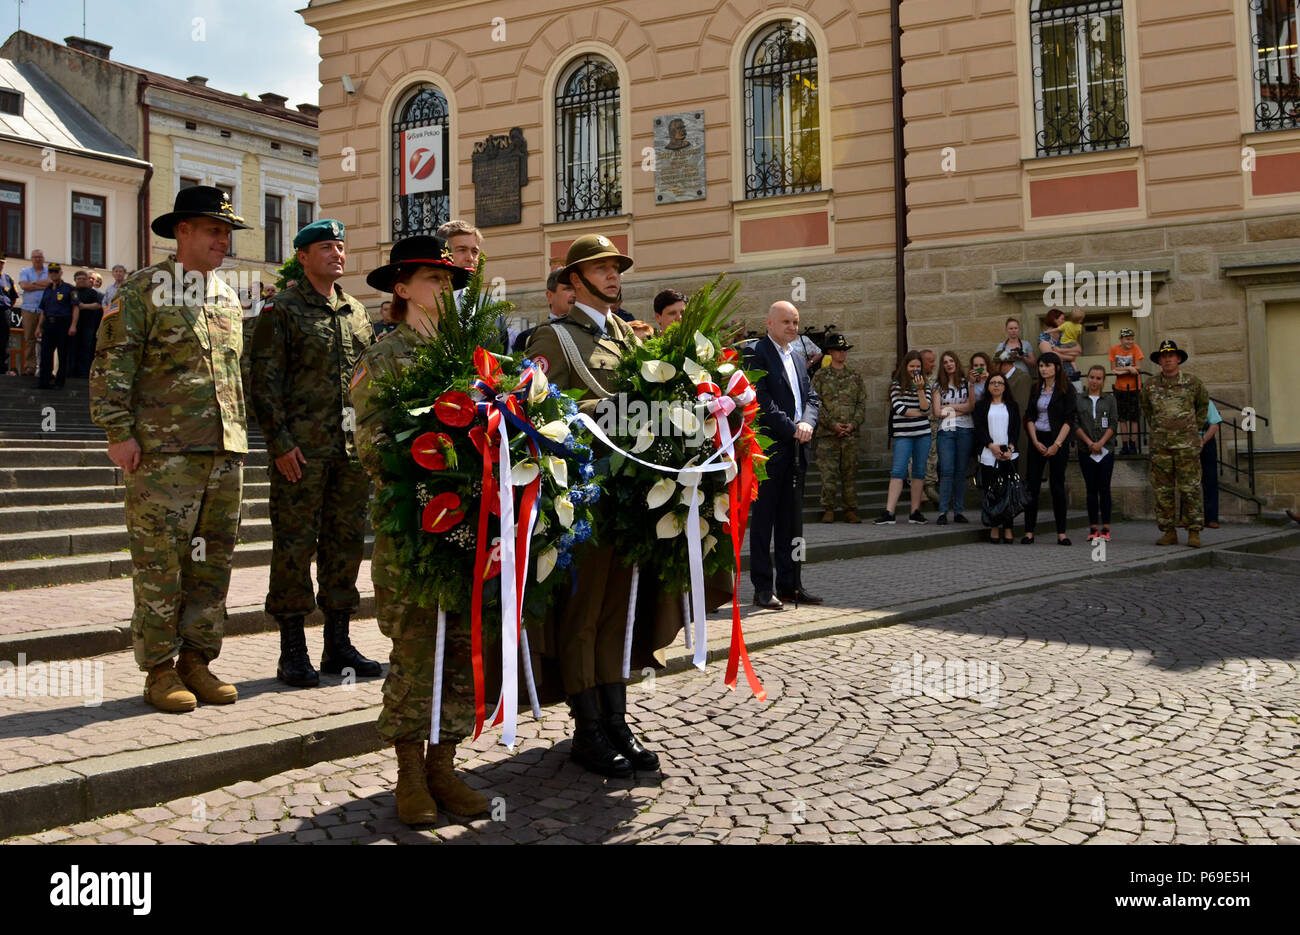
[768,334,793,355]
[575,302,609,333]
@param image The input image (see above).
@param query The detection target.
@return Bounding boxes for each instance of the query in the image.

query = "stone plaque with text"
[471,128,528,227]
[654,111,706,204]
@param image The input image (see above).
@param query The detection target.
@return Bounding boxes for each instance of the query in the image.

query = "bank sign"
[400,125,444,196]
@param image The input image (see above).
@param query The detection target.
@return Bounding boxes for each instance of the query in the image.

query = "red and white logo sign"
[533,355,550,375]
[400,125,443,196]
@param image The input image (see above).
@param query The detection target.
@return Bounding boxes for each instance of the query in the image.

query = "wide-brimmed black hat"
[824,332,853,351]
[151,185,251,238]
[1152,339,1188,363]
[365,236,470,293]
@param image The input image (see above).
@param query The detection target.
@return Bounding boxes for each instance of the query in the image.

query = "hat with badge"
[823,332,853,351]
[1151,339,1188,363]
[47,262,62,273]
[294,218,346,250]
[561,234,633,281]
[151,185,250,238]
[1119,327,1135,338]
[365,235,469,293]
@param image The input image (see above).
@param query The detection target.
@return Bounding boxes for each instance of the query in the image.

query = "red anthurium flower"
[434,391,475,427]
[469,425,500,462]
[411,432,453,470]
[473,346,503,386]
[421,493,465,534]
[484,539,502,580]
[720,347,741,364]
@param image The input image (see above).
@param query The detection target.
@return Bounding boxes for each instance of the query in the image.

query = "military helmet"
[561,234,633,280]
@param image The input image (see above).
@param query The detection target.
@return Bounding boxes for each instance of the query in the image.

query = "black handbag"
[981,468,1027,527]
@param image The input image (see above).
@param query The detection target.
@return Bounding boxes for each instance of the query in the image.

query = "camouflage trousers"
[1150,444,1203,531]
[266,457,368,618]
[124,452,243,671]
[374,586,501,745]
[816,435,858,509]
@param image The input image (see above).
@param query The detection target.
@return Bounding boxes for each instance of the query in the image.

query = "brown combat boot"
[844,510,862,524]
[819,510,835,523]
[1155,528,1179,546]
[177,650,238,704]
[144,660,197,713]
[426,742,489,817]
[1187,529,1202,548]
[395,742,439,825]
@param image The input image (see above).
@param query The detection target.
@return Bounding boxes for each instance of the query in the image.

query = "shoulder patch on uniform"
[101,298,120,319]
[350,361,369,389]
[533,355,550,375]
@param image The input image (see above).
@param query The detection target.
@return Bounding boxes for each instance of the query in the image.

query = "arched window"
[554,54,622,222]
[1251,0,1300,131]
[743,22,821,199]
[392,84,451,239]
[1030,1,1129,157]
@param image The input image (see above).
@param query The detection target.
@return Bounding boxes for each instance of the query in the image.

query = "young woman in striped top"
[876,350,932,524]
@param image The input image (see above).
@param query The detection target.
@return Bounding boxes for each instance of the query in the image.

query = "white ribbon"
[429,606,446,744]
[684,484,708,670]
[622,563,640,680]
[497,426,520,750]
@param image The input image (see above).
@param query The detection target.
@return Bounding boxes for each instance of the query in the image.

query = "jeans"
[1077,449,1114,526]
[890,433,932,481]
[937,427,973,514]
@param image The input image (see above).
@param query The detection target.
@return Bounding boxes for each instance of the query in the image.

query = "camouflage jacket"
[1141,371,1208,449]
[90,257,247,454]
[249,280,374,459]
[350,322,432,588]
[811,365,866,436]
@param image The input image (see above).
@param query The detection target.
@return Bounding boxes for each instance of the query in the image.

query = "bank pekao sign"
[400,125,443,196]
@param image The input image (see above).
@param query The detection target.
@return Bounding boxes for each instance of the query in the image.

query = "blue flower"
[572,520,593,544]
[582,483,602,504]
[558,532,575,552]
[568,488,584,504]
[556,551,573,570]
[548,383,561,399]
[521,357,533,369]
[579,462,595,481]
[562,397,578,416]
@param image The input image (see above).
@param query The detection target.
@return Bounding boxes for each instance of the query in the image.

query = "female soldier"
[350,235,491,825]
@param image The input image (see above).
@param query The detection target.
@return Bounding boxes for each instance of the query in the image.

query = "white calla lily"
[511,460,540,485]
[679,485,702,508]
[543,455,568,488]
[528,370,550,404]
[717,362,736,376]
[656,512,684,539]
[703,417,717,439]
[536,547,557,583]
[668,404,699,435]
[537,420,570,445]
[646,477,676,509]
[682,357,708,383]
[693,331,716,361]
[723,459,738,483]
[641,359,677,383]
[631,422,655,454]
[713,493,730,522]
[555,496,574,527]
[702,534,718,555]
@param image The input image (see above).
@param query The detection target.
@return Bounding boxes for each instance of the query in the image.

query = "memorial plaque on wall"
[471,128,528,227]
[653,111,706,204]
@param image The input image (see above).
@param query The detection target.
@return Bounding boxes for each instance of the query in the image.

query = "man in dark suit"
[746,301,822,610]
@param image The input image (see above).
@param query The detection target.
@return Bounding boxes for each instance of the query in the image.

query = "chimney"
[296,103,321,117]
[186,76,209,87]
[65,36,112,59]
[258,92,289,108]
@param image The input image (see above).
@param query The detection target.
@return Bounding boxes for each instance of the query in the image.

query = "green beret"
[294,218,346,250]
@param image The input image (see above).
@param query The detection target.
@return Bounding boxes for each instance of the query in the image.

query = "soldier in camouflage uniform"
[1141,340,1209,548]
[90,186,250,713]
[351,236,495,825]
[811,333,866,523]
[250,219,380,688]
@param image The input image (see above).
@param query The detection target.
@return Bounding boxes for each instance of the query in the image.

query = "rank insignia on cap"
[330,221,341,237]
[596,236,612,248]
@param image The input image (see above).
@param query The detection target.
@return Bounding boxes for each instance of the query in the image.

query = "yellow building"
[299,0,1300,514]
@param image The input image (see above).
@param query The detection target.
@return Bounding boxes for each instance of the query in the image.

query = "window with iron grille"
[392,85,451,239]
[555,55,622,222]
[743,22,822,199]
[1252,0,1300,131]
[1030,1,1130,157]
[265,194,283,264]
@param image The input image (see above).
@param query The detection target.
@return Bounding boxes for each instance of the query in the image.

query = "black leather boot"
[598,681,660,772]
[320,611,382,677]
[568,688,633,778]
[276,615,319,688]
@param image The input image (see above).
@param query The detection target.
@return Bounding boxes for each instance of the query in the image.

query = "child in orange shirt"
[1109,328,1144,454]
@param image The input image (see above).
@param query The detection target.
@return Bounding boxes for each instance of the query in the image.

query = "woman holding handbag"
[973,373,1021,543]
[1022,352,1078,545]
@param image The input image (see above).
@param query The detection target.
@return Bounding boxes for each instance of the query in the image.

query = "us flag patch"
[350,362,368,389]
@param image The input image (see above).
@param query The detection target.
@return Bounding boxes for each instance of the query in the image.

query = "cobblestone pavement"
[8,565,1297,844]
